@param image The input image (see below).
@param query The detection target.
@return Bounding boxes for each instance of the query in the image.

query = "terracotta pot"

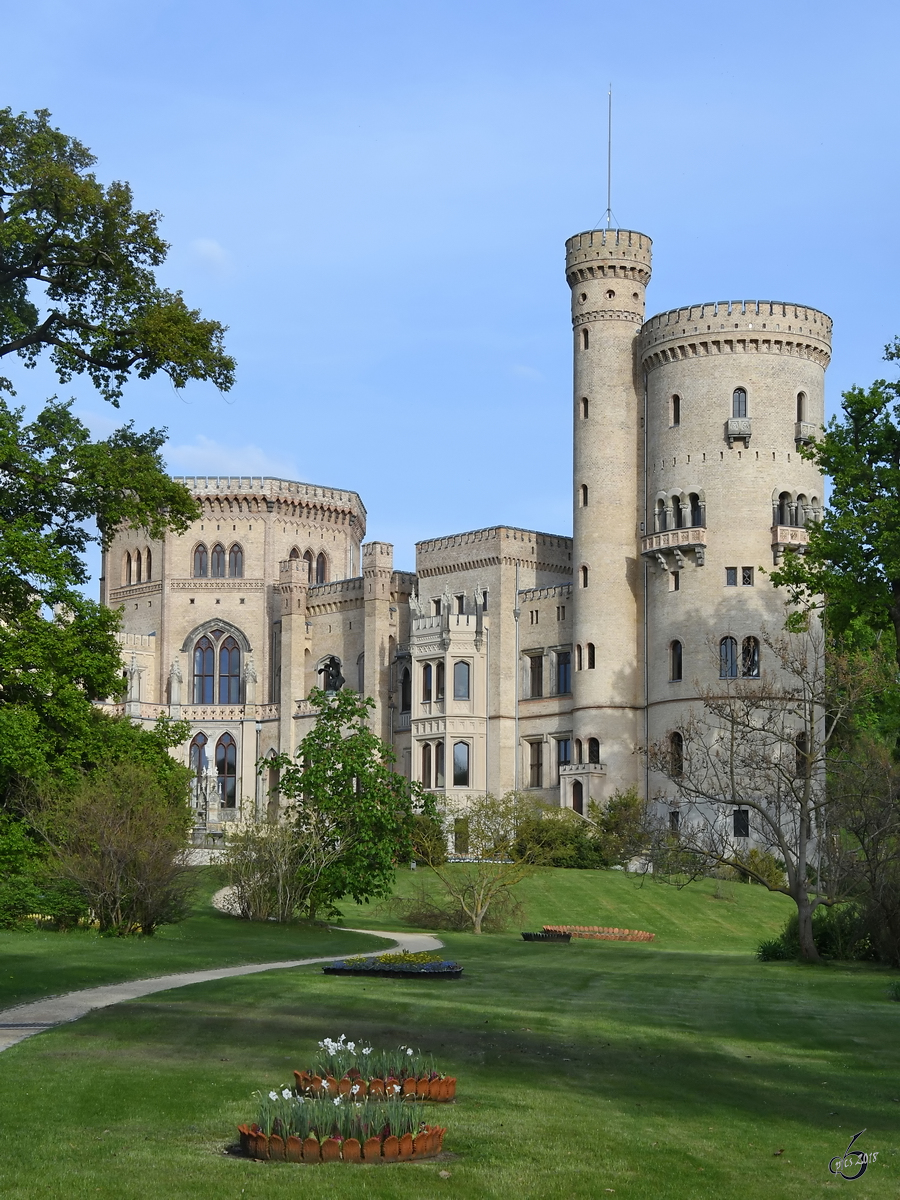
[398,1132,414,1159]
[416,1076,430,1097]
[268,1133,286,1162]
[285,1135,303,1163]
[353,1078,368,1098]
[309,1074,324,1094]
[338,1077,352,1096]
[413,1131,430,1157]
[445,1077,457,1100]
[237,1124,251,1154]
[342,1137,362,1162]
[324,1075,338,1095]
[369,1077,385,1097]
[401,1077,417,1097]
[302,1136,321,1163]
[321,1137,341,1162]
[382,1134,400,1163]
[363,1135,382,1160]
[293,1070,307,1090]
[250,1132,269,1159]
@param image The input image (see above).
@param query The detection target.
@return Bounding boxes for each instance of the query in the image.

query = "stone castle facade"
[100,227,828,830]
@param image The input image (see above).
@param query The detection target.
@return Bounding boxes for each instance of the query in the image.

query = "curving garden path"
[0,928,444,1054]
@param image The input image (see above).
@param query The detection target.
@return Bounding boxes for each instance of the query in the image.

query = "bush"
[758,904,875,963]
[886,979,900,1002]
[391,879,524,933]
[515,810,605,869]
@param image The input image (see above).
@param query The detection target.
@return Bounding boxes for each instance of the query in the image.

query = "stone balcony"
[560,762,607,777]
[772,524,810,565]
[794,421,818,446]
[726,416,752,447]
[641,527,707,568]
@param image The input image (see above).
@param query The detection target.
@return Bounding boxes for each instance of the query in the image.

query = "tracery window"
[193,544,208,578]
[216,733,237,807]
[229,544,244,577]
[720,636,738,679]
[210,544,226,578]
[193,636,215,703]
[587,737,600,764]
[732,387,747,418]
[219,636,242,703]
[192,628,243,704]
[316,552,327,584]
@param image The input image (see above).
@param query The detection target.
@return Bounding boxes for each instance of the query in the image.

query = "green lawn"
[0,867,896,1198]
[0,870,386,1009]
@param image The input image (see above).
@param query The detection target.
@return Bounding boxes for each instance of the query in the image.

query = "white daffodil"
[282,1088,292,1099]
[268,1091,279,1101]
[407,1048,414,1056]
[333,1097,342,1107]
[347,1041,356,1052]
[362,1047,373,1056]
[351,1084,360,1095]
[393,1084,402,1094]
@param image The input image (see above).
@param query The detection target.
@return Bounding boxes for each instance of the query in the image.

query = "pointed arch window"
[124,552,132,586]
[215,733,237,807]
[453,660,470,700]
[228,544,244,578]
[134,551,142,583]
[316,553,327,584]
[572,779,584,815]
[400,667,411,713]
[670,640,683,682]
[210,544,226,578]
[193,636,215,703]
[193,544,208,578]
[435,740,445,787]
[732,388,747,418]
[587,737,600,764]
[189,732,208,788]
[453,742,470,787]
[436,661,445,701]
[289,547,300,560]
[741,636,760,678]
[145,548,152,581]
[720,636,738,679]
[219,636,242,703]
[422,663,433,703]
[303,550,313,581]
[422,742,432,788]
[669,730,684,778]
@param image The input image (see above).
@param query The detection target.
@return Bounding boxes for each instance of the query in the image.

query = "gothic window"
[670,640,683,682]
[453,661,470,700]
[529,741,543,788]
[587,642,596,669]
[189,732,208,782]
[422,663,433,703]
[529,655,543,698]
[422,742,432,788]
[435,739,445,787]
[669,730,684,778]
[229,544,244,578]
[587,737,600,764]
[732,387,747,418]
[556,651,571,694]
[581,565,589,588]
[581,328,589,350]
[193,636,215,703]
[210,544,226,578]
[576,644,583,671]
[216,733,237,807]
[733,808,750,838]
[303,550,313,581]
[689,493,703,527]
[193,544,208,578]
[574,738,583,764]
[124,552,132,585]
[435,661,445,701]
[741,636,760,678]
[289,547,300,559]
[134,551,142,583]
[580,484,589,507]
[581,397,589,419]
[218,637,242,703]
[672,394,681,426]
[720,636,738,679]
[453,742,470,787]
[796,391,806,421]
[400,668,411,713]
[572,780,584,815]
[145,548,152,581]
[316,552,327,584]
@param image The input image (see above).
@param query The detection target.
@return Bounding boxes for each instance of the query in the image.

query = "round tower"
[638,299,832,799]
[566,228,652,807]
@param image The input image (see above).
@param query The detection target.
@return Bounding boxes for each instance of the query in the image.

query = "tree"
[587,786,648,868]
[0,108,234,405]
[770,353,900,668]
[646,625,885,962]
[415,791,552,934]
[268,689,431,920]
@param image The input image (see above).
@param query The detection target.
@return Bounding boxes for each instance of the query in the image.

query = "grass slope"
[0,870,386,1009]
[0,870,896,1199]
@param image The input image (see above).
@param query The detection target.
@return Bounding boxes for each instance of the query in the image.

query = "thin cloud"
[190,238,233,279]
[166,435,300,480]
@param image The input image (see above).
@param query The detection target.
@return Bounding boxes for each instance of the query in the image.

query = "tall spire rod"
[595,83,618,231]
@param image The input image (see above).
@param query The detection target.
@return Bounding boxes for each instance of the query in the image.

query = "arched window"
[576,644,583,671]
[193,636,215,703]
[581,565,589,588]
[453,661,470,700]
[581,328,589,350]
[656,498,667,532]
[777,492,792,526]
[732,387,747,418]
[316,553,327,584]
[435,661,445,701]
[670,640,683,682]
[689,493,703,527]
[134,551,142,584]
[219,636,242,703]
[210,544,226,578]
[400,668,411,713]
[229,544,243,578]
[215,733,237,807]
[587,643,595,670]
[741,636,760,678]
[145,548,152,581]
[672,394,681,426]
[669,731,684,778]
[796,391,806,421]
[189,732,208,784]
[574,739,583,765]
[289,547,300,560]
[422,663,433,703]
[435,740,445,787]
[303,550,313,581]
[795,730,809,777]
[581,397,589,419]
[720,636,738,679]
[673,496,685,529]
[453,742,470,787]
[587,737,600,764]
[580,484,589,507]
[421,742,432,788]
[193,544,208,578]
[124,552,132,586]
[796,494,808,526]
[572,779,584,815]
[357,653,365,693]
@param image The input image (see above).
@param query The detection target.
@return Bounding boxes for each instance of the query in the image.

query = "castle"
[100,227,828,830]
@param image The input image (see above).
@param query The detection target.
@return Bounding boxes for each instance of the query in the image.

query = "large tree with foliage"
[0,107,234,404]
[268,689,431,920]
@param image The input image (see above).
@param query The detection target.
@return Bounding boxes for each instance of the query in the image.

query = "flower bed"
[294,1070,457,1101]
[521,931,571,943]
[324,950,462,979]
[542,924,654,942]
[237,1122,446,1163]
[294,1035,457,1102]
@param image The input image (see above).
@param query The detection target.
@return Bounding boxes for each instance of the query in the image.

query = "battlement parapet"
[417,525,571,554]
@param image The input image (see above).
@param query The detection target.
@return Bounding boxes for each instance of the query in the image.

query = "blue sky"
[4,0,899,575]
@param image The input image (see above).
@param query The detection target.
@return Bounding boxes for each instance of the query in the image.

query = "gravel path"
[0,928,443,1054]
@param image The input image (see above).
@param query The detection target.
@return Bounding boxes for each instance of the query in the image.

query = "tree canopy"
[0,107,235,404]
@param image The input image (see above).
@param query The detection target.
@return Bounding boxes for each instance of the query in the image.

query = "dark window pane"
[193,545,208,578]
[210,544,226,578]
[219,637,241,704]
[556,652,571,694]
[530,656,543,698]
[193,637,215,703]
[453,742,470,787]
[421,742,431,788]
[720,637,738,679]
[422,663,432,703]
[726,567,737,587]
[588,737,600,764]
[435,740,445,786]
[741,636,760,678]
[733,809,750,838]
[453,661,470,699]
[671,641,683,682]
[529,741,543,788]
[557,738,571,766]
[216,733,237,806]
[229,545,244,577]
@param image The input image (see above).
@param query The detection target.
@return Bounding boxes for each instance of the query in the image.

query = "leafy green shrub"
[886,979,900,1002]
[759,904,875,962]
[757,938,791,962]
[391,880,523,932]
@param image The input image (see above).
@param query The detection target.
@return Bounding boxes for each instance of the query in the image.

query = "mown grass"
[0,870,385,1008]
[0,868,897,1198]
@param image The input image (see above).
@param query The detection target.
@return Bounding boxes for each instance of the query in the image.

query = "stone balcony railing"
[771,524,810,565]
[726,416,751,447]
[560,762,607,776]
[641,527,707,567]
[395,711,412,731]
[794,421,818,445]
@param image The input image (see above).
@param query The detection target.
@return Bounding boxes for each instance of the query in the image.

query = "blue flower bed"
[323,959,463,979]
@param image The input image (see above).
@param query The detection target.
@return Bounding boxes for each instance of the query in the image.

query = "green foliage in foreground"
[0,932,897,1199]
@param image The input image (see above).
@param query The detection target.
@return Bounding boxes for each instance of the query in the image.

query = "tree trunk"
[796,896,821,962]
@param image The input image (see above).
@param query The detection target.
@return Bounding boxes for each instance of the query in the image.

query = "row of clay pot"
[237,1124,446,1163]
[293,1070,457,1101]
[543,925,655,942]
